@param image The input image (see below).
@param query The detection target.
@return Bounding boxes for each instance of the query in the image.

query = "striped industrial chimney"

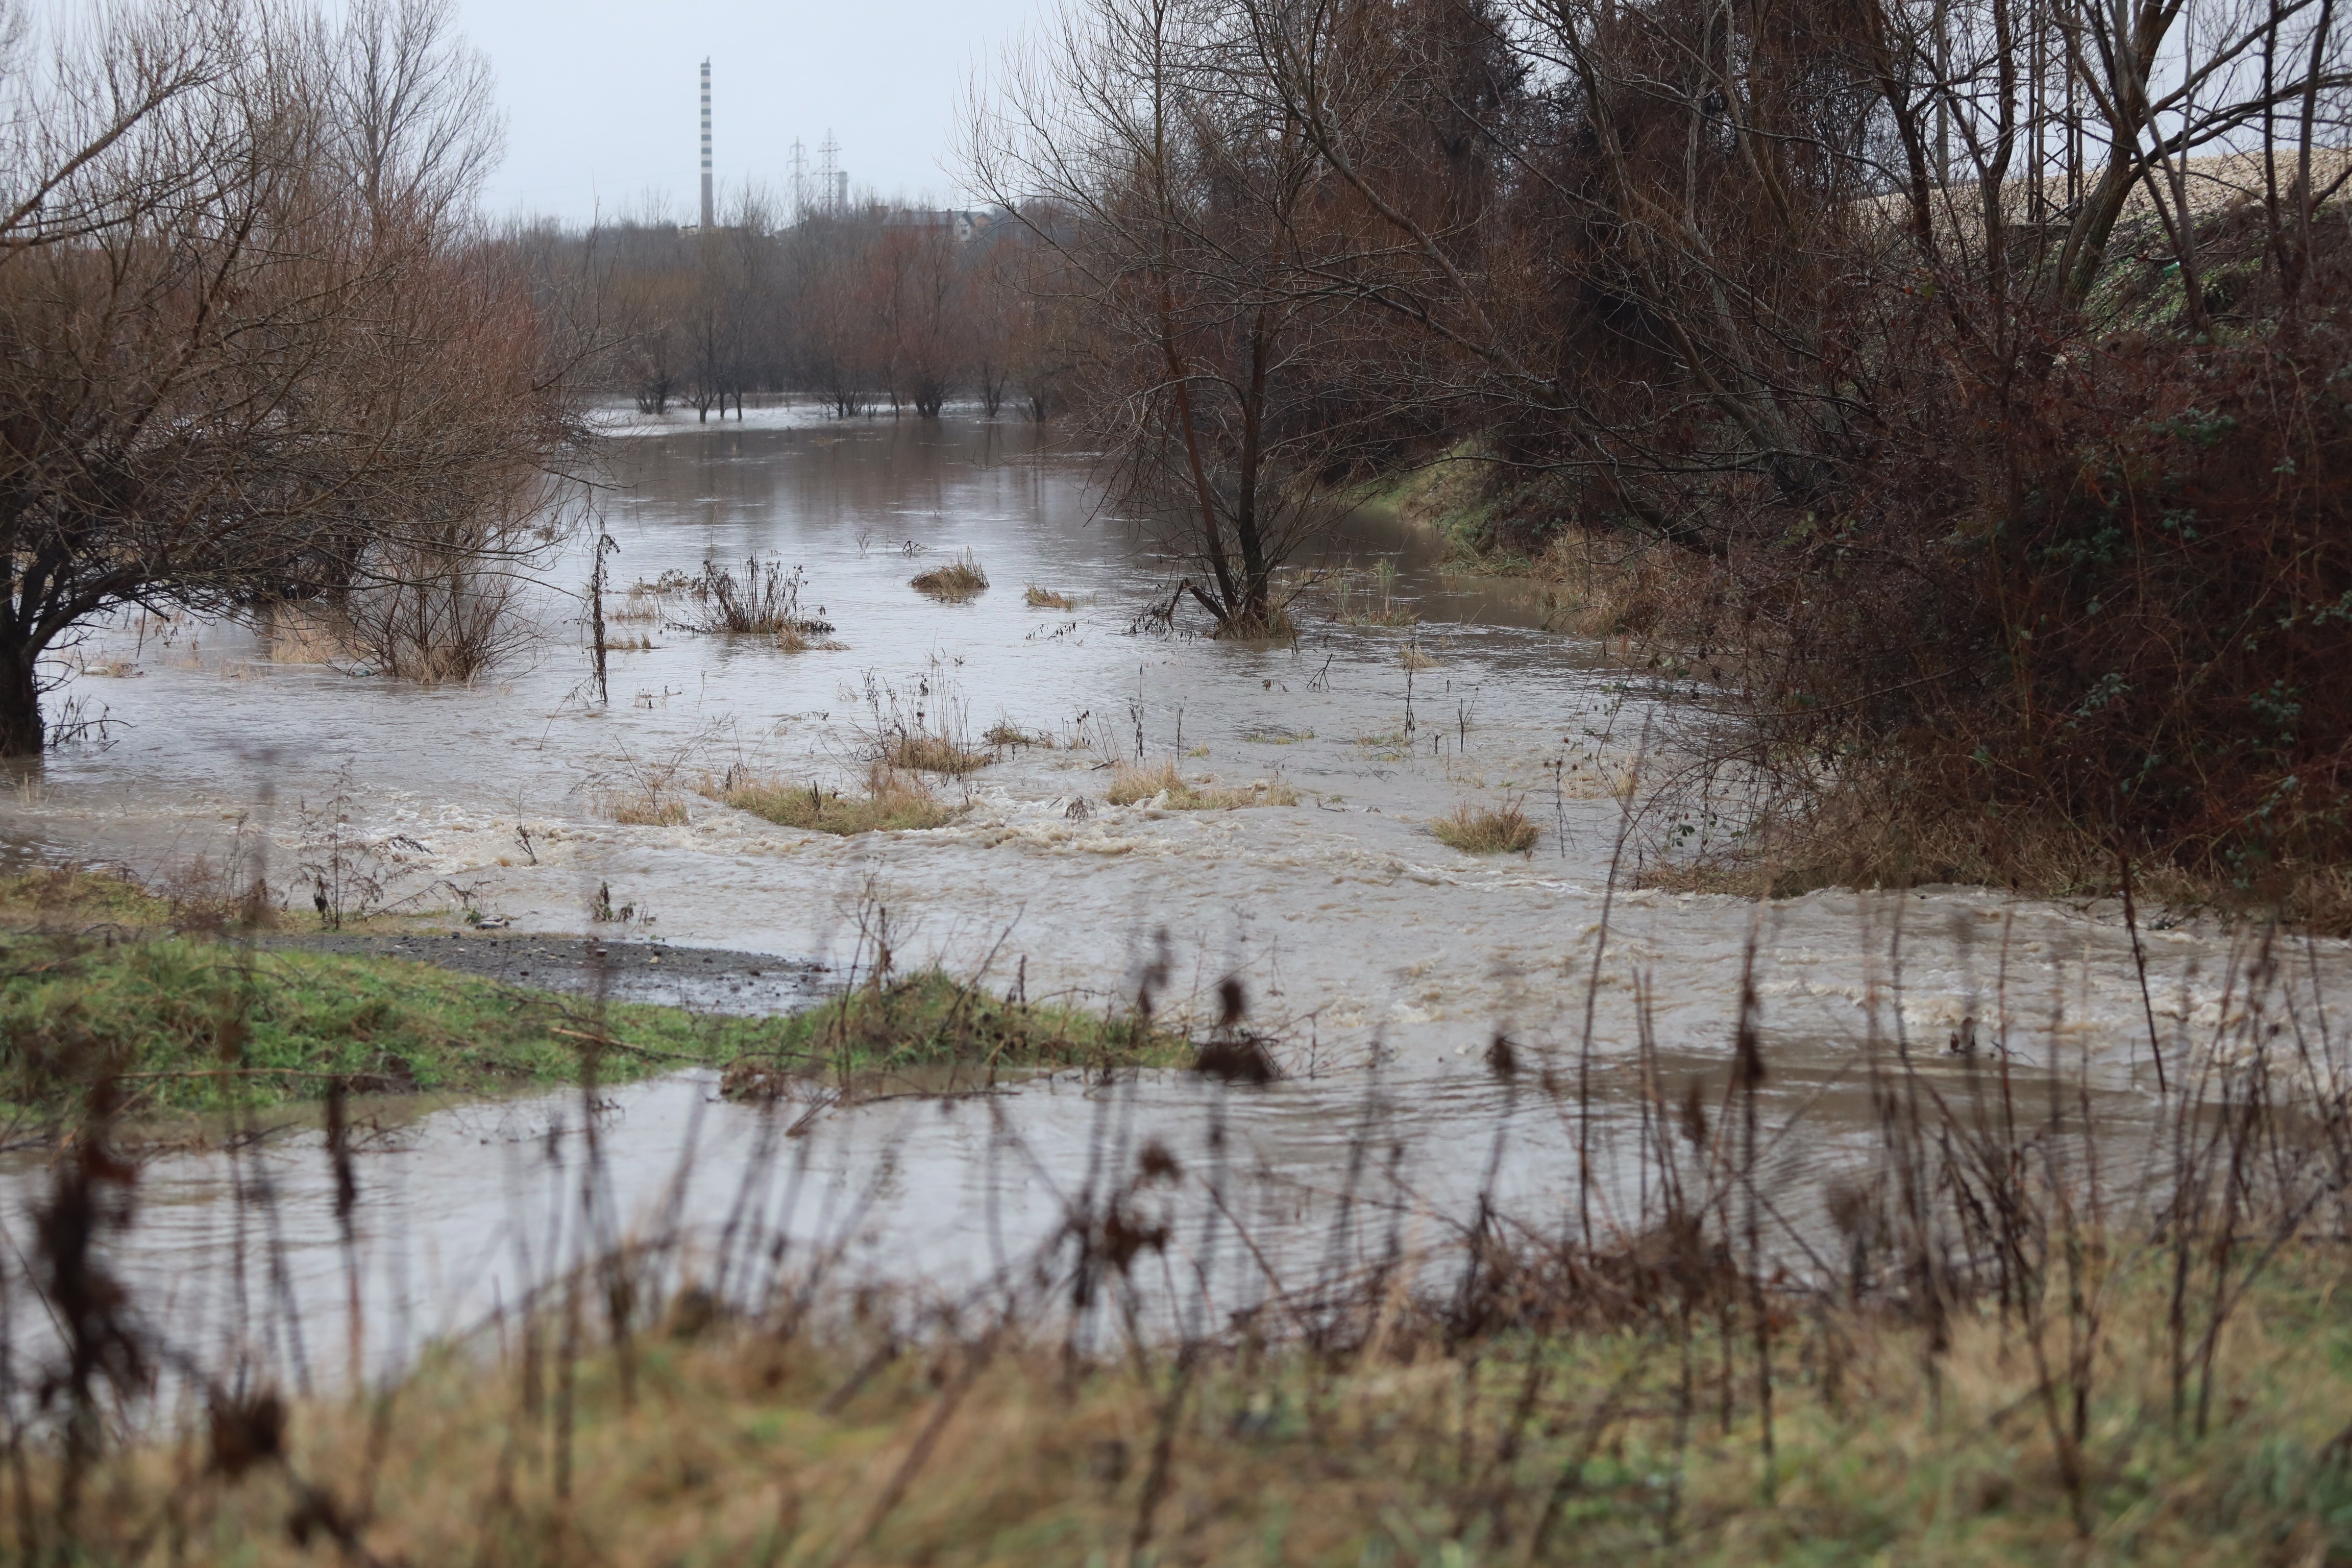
[698,58,714,230]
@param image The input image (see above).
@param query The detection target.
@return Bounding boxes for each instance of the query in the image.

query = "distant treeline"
[519,201,1080,422]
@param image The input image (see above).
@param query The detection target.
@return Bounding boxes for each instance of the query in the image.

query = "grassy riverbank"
[0,932,763,1115]
[29,1241,2352,1565]
[0,871,1187,1119]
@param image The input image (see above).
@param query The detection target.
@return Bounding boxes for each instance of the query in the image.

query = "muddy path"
[271,931,829,1016]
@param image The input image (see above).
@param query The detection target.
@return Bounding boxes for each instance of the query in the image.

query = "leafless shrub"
[678,558,837,642]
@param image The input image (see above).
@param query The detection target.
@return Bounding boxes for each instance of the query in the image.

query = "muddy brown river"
[4,407,2344,1380]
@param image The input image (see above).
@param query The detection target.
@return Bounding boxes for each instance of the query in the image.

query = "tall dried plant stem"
[1735,910,1774,1503]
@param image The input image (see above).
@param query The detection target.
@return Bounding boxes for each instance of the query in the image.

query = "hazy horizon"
[452,0,1046,224]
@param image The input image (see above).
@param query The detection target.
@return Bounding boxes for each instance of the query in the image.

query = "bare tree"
[971,0,1398,633]
[314,0,500,227]
[0,0,584,751]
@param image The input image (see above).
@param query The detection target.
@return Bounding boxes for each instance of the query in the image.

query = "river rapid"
[4,409,2345,1371]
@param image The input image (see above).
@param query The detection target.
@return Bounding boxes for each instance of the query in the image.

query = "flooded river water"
[5,410,2347,1374]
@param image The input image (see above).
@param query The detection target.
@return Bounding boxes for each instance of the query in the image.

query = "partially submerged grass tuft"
[773,621,847,653]
[0,930,1186,1119]
[884,732,991,775]
[724,969,1188,1094]
[984,720,1052,750]
[910,550,989,601]
[681,557,836,638]
[1022,584,1077,609]
[711,764,961,835]
[1332,558,1416,626]
[604,795,689,827]
[1105,760,1299,810]
[1433,799,1540,854]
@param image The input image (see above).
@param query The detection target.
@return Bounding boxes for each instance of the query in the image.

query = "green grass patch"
[723,969,1190,1095]
[0,867,178,930]
[0,934,758,1116]
[0,931,1190,1118]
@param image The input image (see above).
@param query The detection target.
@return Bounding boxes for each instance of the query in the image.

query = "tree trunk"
[0,648,42,757]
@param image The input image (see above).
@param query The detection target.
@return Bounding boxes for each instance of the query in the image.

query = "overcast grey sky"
[451,0,1045,222]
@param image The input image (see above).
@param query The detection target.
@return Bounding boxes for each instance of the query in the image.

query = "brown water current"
[3,410,2347,1372]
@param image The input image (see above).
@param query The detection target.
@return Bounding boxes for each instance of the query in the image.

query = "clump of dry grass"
[885,732,990,775]
[1432,799,1539,854]
[984,720,1052,750]
[1106,760,1299,810]
[606,796,688,827]
[598,750,696,827]
[709,764,961,835]
[773,622,847,654]
[1023,584,1077,609]
[257,603,352,666]
[911,551,989,601]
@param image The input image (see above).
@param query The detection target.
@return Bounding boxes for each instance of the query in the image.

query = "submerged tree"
[971,0,1405,635]
[0,0,584,753]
